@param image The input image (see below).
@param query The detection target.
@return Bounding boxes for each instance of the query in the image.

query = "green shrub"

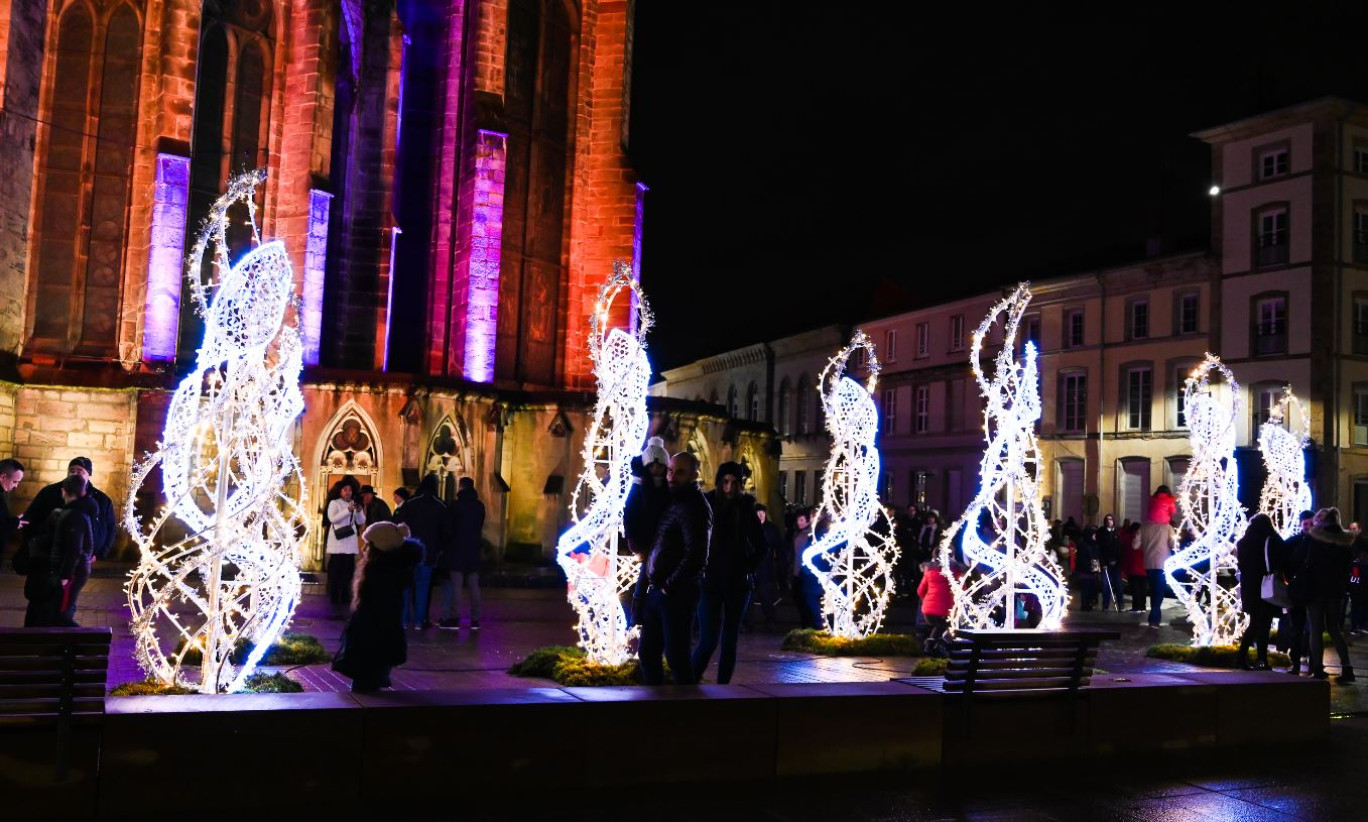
[781,629,922,657]
[178,632,329,667]
[1146,643,1291,668]
[509,645,585,678]
[912,657,949,676]
[237,672,304,693]
[110,680,196,696]
[510,645,654,685]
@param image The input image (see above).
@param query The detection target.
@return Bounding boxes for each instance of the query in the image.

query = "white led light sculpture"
[554,263,652,665]
[939,283,1068,631]
[126,170,309,694]
[801,332,900,639]
[1164,355,1248,647]
[1258,387,1312,540]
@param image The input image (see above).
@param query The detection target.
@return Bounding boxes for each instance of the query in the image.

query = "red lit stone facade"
[0,0,758,565]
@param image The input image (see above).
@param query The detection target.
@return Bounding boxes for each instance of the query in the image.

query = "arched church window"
[425,417,466,503]
[31,2,141,356]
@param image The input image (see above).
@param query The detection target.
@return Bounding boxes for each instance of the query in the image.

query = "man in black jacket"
[0,458,23,566]
[22,457,114,624]
[638,451,712,685]
[691,462,765,683]
[436,477,486,629]
[392,474,450,629]
[24,475,94,627]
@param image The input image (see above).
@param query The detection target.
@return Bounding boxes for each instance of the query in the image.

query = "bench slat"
[0,670,107,685]
[0,629,112,644]
[0,644,112,658]
[0,712,106,727]
[946,667,1093,682]
[947,656,1095,672]
[947,647,1099,660]
[945,676,1091,692]
[0,683,107,700]
[0,655,110,672]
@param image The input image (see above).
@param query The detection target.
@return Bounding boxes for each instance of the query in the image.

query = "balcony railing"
[1256,241,1288,268]
[1253,321,1287,356]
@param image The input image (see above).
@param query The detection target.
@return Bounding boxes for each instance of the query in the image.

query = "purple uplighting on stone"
[464,129,508,383]
[384,225,401,371]
[142,153,190,362]
[630,181,648,336]
[302,189,332,365]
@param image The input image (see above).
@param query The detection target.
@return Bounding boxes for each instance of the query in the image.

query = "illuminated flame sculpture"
[554,263,652,665]
[1258,386,1313,540]
[939,283,1068,631]
[1164,355,1248,647]
[801,331,900,638]
[126,170,310,693]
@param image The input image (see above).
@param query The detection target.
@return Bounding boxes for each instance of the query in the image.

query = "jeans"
[327,553,356,607]
[793,570,825,630]
[1306,596,1353,674]
[638,585,697,685]
[1238,599,1276,664]
[437,570,481,621]
[1146,569,1167,626]
[60,557,92,624]
[403,564,434,627]
[692,587,752,684]
[1285,606,1308,668]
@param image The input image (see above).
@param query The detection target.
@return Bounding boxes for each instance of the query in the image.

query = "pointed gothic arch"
[686,425,713,491]
[310,401,383,565]
[424,413,470,503]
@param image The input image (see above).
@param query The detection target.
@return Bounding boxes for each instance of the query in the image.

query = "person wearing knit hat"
[624,437,674,625]
[641,436,669,470]
[333,521,422,693]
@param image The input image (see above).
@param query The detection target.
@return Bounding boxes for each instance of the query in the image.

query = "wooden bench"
[0,627,112,816]
[943,629,1120,694]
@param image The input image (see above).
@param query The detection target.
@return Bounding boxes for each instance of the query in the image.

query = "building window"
[778,380,792,436]
[778,471,788,500]
[1065,309,1084,348]
[1253,294,1288,356]
[915,385,929,433]
[1125,366,1153,431]
[1356,298,1368,357]
[948,377,966,431]
[1128,300,1149,340]
[950,315,965,351]
[1356,387,1368,446]
[1022,314,1041,354]
[885,329,898,362]
[1252,383,1282,436]
[1173,361,1198,429]
[913,471,929,507]
[1060,371,1087,433]
[916,322,930,357]
[727,384,739,418]
[1259,147,1289,180]
[882,387,898,432]
[796,375,810,434]
[878,471,892,500]
[1357,144,1368,175]
[1256,206,1289,267]
[794,471,807,505]
[747,382,760,421]
[1356,209,1368,264]
[1177,292,1200,335]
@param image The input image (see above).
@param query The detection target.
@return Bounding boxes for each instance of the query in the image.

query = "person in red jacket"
[1120,520,1147,612]
[917,560,954,656]
[1148,485,1178,526]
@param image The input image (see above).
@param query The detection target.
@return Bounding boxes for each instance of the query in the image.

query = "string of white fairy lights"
[1258,386,1313,540]
[1164,354,1248,647]
[938,283,1068,631]
[800,331,900,639]
[125,170,309,694]
[554,262,653,665]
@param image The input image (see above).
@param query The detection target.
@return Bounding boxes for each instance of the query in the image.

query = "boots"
[1338,667,1356,684]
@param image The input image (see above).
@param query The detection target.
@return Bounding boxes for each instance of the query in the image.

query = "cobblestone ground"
[4,565,1366,714]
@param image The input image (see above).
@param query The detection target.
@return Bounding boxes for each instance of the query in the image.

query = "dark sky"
[628,5,1368,371]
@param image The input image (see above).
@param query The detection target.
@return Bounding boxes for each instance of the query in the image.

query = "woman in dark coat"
[1095,514,1124,611]
[333,521,422,692]
[1236,513,1285,670]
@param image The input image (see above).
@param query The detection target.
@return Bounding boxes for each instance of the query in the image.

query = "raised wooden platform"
[0,671,1330,818]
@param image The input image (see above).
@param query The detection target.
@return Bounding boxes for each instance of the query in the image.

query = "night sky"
[628,5,1368,372]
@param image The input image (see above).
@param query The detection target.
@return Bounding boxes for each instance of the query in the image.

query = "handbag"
[333,523,356,540]
[1260,536,1290,608]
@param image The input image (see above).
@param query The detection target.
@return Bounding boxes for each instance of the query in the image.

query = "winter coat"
[1120,524,1145,577]
[334,539,423,682]
[48,496,96,582]
[700,490,765,592]
[1236,515,1286,610]
[1073,532,1101,577]
[917,567,953,618]
[364,498,393,526]
[325,498,365,555]
[1135,521,1174,570]
[1298,525,1356,602]
[623,462,671,557]
[443,487,485,572]
[23,482,116,559]
[1147,492,1178,526]
[757,520,785,583]
[644,483,712,592]
[1095,526,1122,567]
[392,493,448,567]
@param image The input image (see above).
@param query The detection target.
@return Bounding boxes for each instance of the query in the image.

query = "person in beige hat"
[332,521,422,692]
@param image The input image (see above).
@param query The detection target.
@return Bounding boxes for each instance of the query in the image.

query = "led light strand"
[1164,354,1248,647]
[554,262,653,665]
[1258,387,1313,540]
[125,170,309,693]
[939,283,1068,631]
[799,332,900,638]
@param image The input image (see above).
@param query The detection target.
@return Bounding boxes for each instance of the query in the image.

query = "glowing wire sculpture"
[1164,355,1248,647]
[801,332,900,638]
[1258,387,1312,540]
[939,283,1068,631]
[554,263,653,665]
[125,170,310,694]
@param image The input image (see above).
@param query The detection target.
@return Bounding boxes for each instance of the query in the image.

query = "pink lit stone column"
[464,130,507,383]
[301,189,332,366]
[629,181,648,336]
[142,154,190,362]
